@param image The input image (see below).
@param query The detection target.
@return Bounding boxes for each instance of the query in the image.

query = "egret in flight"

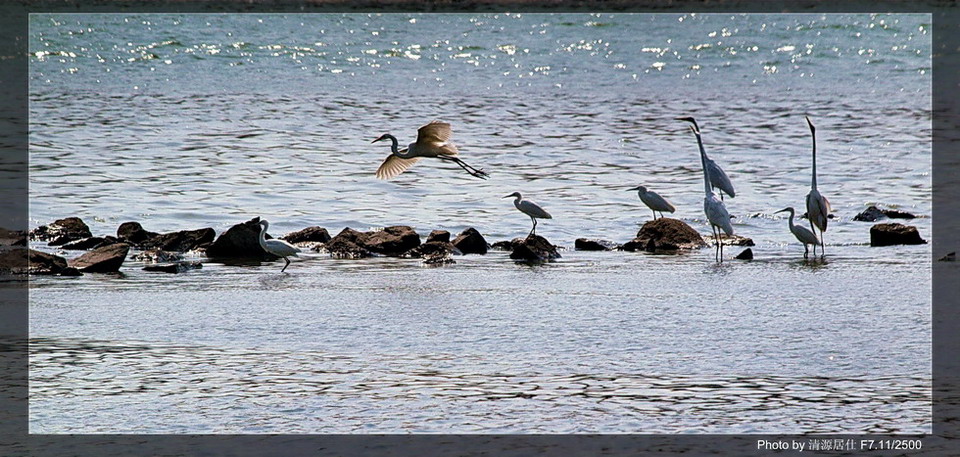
[804,116,831,258]
[675,117,736,200]
[504,192,552,238]
[628,185,676,220]
[682,124,734,262]
[372,121,488,180]
[258,220,301,272]
[775,207,821,259]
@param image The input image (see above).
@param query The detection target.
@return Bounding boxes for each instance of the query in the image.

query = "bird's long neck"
[695,132,711,196]
[383,134,400,155]
[786,209,796,230]
[513,196,522,208]
[258,224,268,250]
[810,128,818,190]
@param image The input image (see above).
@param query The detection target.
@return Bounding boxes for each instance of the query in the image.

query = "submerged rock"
[870,223,926,247]
[426,230,451,243]
[206,217,275,259]
[404,240,459,259]
[491,240,518,251]
[320,227,373,259]
[854,205,917,222]
[706,233,755,247]
[575,238,620,251]
[510,234,561,262]
[452,228,488,255]
[281,226,331,244]
[131,249,184,263]
[365,226,421,255]
[116,222,160,246]
[735,248,754,260]
[0,248,69,275]
[30,217,92,246]
[142,228,215,253]
[68,243,130,273]
[143,261,203,273]
[621,218,706,252]
[60,236,120,250]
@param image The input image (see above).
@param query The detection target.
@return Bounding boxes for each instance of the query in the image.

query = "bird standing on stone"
[804,116,831,258]
[675,117,736,200]
[503,192,552,238]
[775,206,822,259]
[628,185,676,220]
[372,121,488,180]
[258,219,301,272]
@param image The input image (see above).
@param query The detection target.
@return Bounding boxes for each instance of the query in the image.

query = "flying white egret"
[675,117,736,200]
[775,207,822,259]
[372,121,488,180]
[804,116,831,258]
[503,192,552,238]
[258,220,301,272]
[627,185,676,220]
[682,125,734,262]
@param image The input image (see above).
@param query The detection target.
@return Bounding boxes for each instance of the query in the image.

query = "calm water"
[27,13,931,433]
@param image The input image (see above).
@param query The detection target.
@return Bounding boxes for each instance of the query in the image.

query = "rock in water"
[68,243,130,273]
[117,222,160,245]
[854,205,918,222]
[206,217,275,259]
[281,226,331,244]
[426,230,451,243]
[320,227,373,259]
[142,228,215,252]
[30,217,92,246]
[735,248,754,260]
[404,240,459,259]
[621,218,706,252]
[510,234,561,262]
[60,236,121,250]
[575,238,620,251]
[490,240,519,251]
[143,261,203,273]
[131,249,184,263]
[0,248,69,275]
[365,226,421,255]
[452,228,488,255]
[0,228,27,247]
[870,223,927,246]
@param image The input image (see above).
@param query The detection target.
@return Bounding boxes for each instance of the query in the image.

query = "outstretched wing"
[416,120,459,156]
[376,154,421,180]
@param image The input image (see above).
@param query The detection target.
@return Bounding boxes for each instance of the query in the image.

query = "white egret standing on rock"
[258,220,301,272]
[372,120,488,180]
[627,185,676,220]
[682,124,734,262]
[675,117,736,200]
[804,116,831,258]
[503,192,552,238]
[775,207,822,259]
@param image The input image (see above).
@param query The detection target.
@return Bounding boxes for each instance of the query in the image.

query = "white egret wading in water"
[682,124,734,262]
[258,220,301,272]
[775,207,822,259]
[372,121,488,180]
[675,117,736,200]
[804,116,831,258]
[504,192,552,238]
[628,185,676,220]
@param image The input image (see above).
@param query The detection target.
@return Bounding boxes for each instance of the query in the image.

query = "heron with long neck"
[682,123,734,262]
[675,117,736,200]
[504,191,552,238]
[372,121,488,180]
[804,116,831,258]
[775,206,821,259]
[258,220,301,273]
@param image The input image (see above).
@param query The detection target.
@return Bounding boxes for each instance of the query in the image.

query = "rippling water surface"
[27,13,931,433]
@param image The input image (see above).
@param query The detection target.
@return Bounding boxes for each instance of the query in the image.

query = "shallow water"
[27,13,931,433]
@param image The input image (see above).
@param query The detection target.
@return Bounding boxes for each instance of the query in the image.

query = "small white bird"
[804,116,831,258]
[675,117,736,200]
[775,206,822,259]
[681,124,734,262]
[503,192,552,238]
[628,185,676,220]
[372,120,488,180]
[258,220,301,272]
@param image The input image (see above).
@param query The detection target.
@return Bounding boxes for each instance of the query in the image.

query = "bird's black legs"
[440,156,489,179]
[528,216,537,238]
[281,257,290,273]
[819,230,825,259]
[711,225,721,262]
[651,209,657,220]
[808,221,818,257]
[803,243,809,259]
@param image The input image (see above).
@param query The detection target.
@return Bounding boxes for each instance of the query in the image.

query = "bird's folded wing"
[376,154,421,179]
